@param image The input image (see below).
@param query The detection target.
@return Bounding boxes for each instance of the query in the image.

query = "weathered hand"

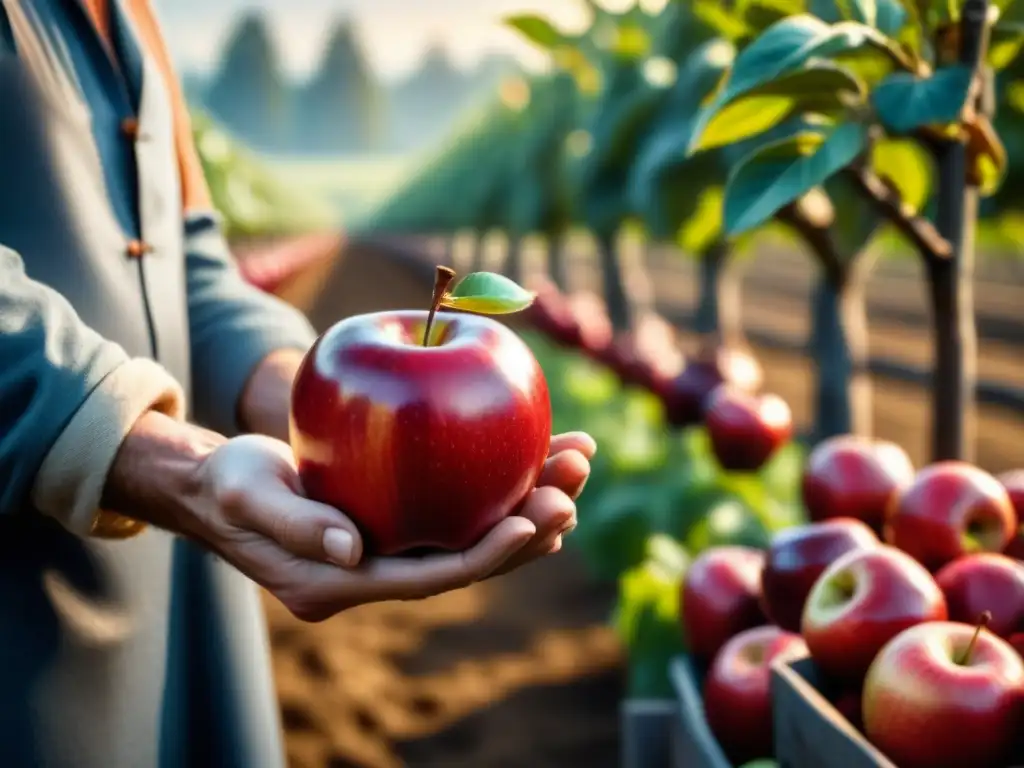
[187,431,592,622]
[488,431,595,576]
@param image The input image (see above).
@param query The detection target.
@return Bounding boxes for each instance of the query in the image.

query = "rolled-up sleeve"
[0,247,185,537]
[184,211,317,436]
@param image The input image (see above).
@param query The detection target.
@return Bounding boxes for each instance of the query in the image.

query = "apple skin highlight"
[290,310,552,556]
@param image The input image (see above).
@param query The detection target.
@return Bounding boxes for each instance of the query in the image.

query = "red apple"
[801,435,914,535]
[290,309,552,555]
[802,544,948,682]
[704,386,792,472]
[887,461,1017,572]
[998,470,1024,560]
[681,546,767,661]
[661,343,762,429]
[525,281,581,347]
[566,290,613,358]
[760,518,879,632]
[863,618,1024,768]
[703,625,808,765]
[935,553,1024,639]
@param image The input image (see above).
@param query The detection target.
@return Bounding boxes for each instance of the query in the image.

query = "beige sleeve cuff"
[31,358,186,539]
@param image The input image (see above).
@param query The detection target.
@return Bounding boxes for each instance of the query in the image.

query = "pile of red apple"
[681,435,1024,768]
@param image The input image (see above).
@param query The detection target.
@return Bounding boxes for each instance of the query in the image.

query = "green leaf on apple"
[441,272,537,314]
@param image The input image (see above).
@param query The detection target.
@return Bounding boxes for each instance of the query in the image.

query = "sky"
[152,0,593,81]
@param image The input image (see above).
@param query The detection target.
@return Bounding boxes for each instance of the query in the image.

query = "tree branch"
[844,168,953,261]
[777,203,845,286]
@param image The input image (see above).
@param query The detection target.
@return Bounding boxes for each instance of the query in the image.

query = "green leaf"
[694,0,754,39]
[691,61,865,152]
[689,15,886,153]
[724,121,869,235]
[442,272,536,314]
[988,22,1024,69]
[871,137,934,211]
[811,0,879,26]
[872,65,973,134]
[717,15,885,106]
[504,14,565,49]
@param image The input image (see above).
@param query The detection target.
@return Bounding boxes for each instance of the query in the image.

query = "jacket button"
[126,240,152,258]
[121,117,143,140]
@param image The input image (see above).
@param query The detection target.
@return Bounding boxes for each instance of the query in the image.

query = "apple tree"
[686,0,1009,462]
[507,2,670,331]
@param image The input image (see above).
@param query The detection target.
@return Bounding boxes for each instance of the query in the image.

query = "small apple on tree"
[703,384,793,472]
[290,267,553,556]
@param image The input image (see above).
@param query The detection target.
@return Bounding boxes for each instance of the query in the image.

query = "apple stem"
[424,266,456,347]
[959,610,992,666]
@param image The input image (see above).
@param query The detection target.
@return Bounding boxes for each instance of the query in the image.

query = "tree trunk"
[925,0,987,462]
[692,241,743,346]
[597,231,632,331]
[810,266,873,442]
[548,232,570,290]
[505,235,524,286]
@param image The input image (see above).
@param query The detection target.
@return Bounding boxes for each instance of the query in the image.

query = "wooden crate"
[771,656,895,768]
[620,699,676,768]
[668,656,731,768]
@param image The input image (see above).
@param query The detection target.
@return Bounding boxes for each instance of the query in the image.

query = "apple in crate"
[802,545,947,682]
[801,435,914,534]
[681,546,766,662]
[998,470,1024,560]
[760,518,879,632]
[290,268,551,555]
[703,625,808,765]
[864,614,1024,768]
[935,553,1024,639]
[887,461,1017,572]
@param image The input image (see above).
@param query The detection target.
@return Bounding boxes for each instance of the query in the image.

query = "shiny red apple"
[863,618,1024,768]
[802,545,948,682]
[703,625,808,765]
[887,461,1017,572]
[760,518,879,632]
[525,281,581,347]
[704,386,792,472]
[566,290,613,358]
[661,343,762,429]
[801,435,914,535]
[935,553,1024,639]
[290,309,552,555]
[998,470,1024,560]
[681,546,767,662]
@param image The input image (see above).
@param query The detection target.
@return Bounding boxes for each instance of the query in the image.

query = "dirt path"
[255,236,1024,768]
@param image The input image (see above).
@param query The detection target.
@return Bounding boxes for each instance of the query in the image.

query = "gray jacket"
[0,1,317,765]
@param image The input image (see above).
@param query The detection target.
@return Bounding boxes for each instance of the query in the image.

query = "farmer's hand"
[105,412,594,622]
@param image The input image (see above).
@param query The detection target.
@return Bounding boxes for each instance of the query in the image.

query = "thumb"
[239,484,365,567]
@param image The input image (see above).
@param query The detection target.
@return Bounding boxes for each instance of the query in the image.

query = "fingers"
[224,485,364,567]
[537,449,591,499]
[489,486,577,577]
[358,515,536,601]
[549,432,597,460]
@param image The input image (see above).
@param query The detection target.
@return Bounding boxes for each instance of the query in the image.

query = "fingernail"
[571,476,589,500]
[559,521,577,537]
[323,528,354,566]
